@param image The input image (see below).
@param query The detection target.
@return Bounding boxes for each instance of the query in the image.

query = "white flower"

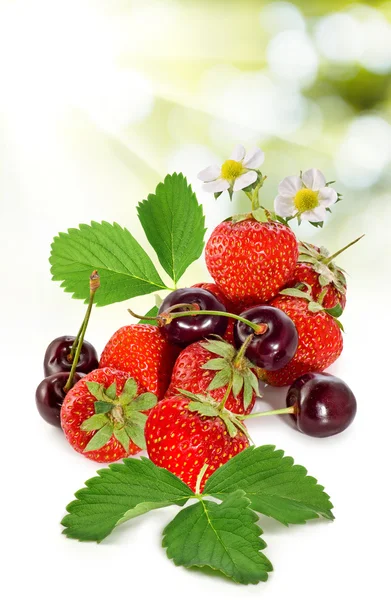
[274,169,338,222]
[197,144,265,193]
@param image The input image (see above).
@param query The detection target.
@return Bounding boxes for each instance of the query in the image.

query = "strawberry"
[205,217,298,305]
[287,242,349,310]
[61,367,157,462]
[260,295,343,387]
[166,337,259,415]
[145,392,249,492]
[99,324,180,399]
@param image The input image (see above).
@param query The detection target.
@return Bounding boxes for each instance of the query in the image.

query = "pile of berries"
[36,213,358,492]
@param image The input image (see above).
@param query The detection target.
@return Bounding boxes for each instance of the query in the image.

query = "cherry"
[286,372,357,437]
[36,372,85,427]
[158,287,228,346]
[233,305,298,370]
[43,336,98,377]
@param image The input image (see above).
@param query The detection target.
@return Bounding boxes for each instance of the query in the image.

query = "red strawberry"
[145,393,249,492]
[260,295,343,387]
[192,282,239,343]
[287,242,349,310]
[61,367,157,462]
[205,218,298,305]
[166,337,259,414]
[99,324,179,399]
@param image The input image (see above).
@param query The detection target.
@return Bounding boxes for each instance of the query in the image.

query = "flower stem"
[195,463,209,495]
[322,234,364,266]
[63,271,100,393]
[238,406,296,420]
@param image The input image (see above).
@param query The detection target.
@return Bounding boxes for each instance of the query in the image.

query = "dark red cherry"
[43,336,98,377]
[36,372,85,427]
[158,287,228,346]
[286,372,357,437]
[234,305,298,370]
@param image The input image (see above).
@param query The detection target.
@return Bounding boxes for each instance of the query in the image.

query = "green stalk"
[238,406,296,420]
[63,271,100,393]
[322,234,365,266]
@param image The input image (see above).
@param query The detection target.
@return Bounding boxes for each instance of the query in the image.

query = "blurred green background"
[0,0,389,305]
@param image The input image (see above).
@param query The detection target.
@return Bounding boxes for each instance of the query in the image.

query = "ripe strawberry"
[192,282,239,343]
[260,295,343,387]
[99,324,180,399]
[287,242,348,310]
[205,218,298,305]
[166,337,259,414]
[145,392,249,492]
[61,367,157,463]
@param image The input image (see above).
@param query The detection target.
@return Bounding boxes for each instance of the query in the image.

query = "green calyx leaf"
[204,445,334,525]
[81,377,157,452]
[297,241,348,301]
[188,401,220,417]
[137,173,206,285]
[162,491,272,585]
[50,221,170,306]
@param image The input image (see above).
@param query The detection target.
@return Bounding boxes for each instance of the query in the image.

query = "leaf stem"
[63,271,100,393]
[322,234,364,265]
[195,463,209,495]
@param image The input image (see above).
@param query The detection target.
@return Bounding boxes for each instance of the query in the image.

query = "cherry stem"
[238,406,296,420]
[68,320,84,362]
[63,271,100,393]
[217,379,233,411]
[195,463,209,496]
[128,307,268,335]
[322,234,365,266]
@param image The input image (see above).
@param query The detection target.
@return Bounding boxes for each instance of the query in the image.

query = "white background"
[2,145,390,600]
[1,1,390,596]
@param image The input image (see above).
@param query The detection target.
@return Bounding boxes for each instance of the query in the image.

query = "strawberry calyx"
[279,284,345,331]
[199,336,260,411]
[298,242,347,297]
[176,388,252,442]
[81,377,157,453]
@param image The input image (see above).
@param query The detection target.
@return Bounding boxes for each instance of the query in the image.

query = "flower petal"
[302,168,326,191]
[274,195,296,217]
[301,206,327,222]
[230,144,246,161]
[197,165,221,182]
[278,175,302,198]
[202,178,230,193]
[233,170,257,191]
[318,186,337,207]
[243,147,265,169]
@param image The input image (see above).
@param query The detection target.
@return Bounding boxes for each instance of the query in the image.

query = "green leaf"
[188,401,219,417]
[252,207,268,223]
[137,173,206,284]
[201,358,228,371]
[207,367,231,391]
[84,423,114,453]
[126,411,148,428]
[50,221,168,306]
[232,370,244,398]
[308,301,324,313]
[129,392,157,412]
[162,491,272,585]
[114,428,131,452]
[201,339,236,360]
[279,287,312,300]
[242,376,253,410]
[326,304,343,318]
[125,423,147,450]
[105,382,117,400]
[80,414,109,432]
[62,457,193,542]
[85,381,106,401]
[123,378,138,398]
[220,414,238,438]
[138,305,159,324]
[94,401,114,414]
[204,446,334,526]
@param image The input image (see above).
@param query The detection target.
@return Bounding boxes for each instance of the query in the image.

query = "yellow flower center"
[294,188,319,213]
[221,159,245,181]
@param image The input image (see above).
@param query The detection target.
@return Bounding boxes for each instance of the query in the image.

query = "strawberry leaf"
[162,490,273,584]
[188,401,220,417]
[207,367,231,391]
[94,401,114,414]
[114,427,131,452]
[125,423,146,449]
[50,221,169,306]
[137,173,206,284]
[204,446,334,525]
[80,414,109,432]
[84,423,114,453]
[129,392,157,411]
[104,382,117,400]
[62,457,193,542]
